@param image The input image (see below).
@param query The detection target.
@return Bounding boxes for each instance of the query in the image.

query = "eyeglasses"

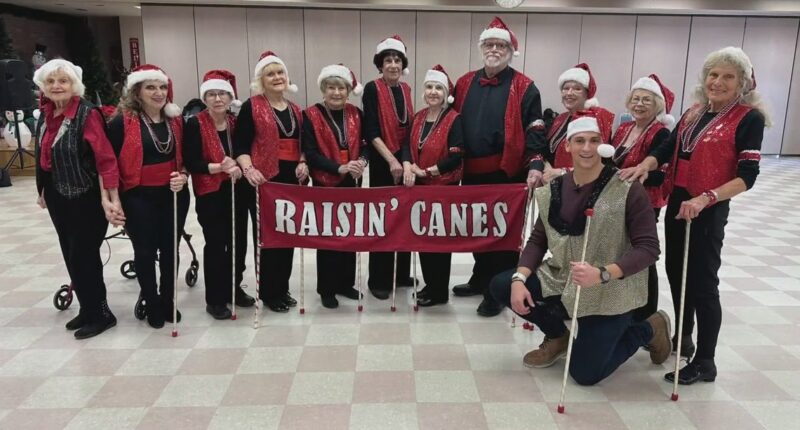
[630,96,654,106]
[482,42,509,51]
[205,91,229,100]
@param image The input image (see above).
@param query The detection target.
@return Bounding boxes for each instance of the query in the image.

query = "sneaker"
[523,331,570,368]
[206,304,232,320]
[646,310,672,364]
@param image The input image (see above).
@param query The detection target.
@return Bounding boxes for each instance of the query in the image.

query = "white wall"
[140,5,800,155]
[118,16,144,70]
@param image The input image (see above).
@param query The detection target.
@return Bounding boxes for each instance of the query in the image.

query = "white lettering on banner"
[411,201,427,235]
[493,202,508,237]
[450,203,468,237]
[299,202,319,236]
[429,203,447,237]
[353,203,365,237]
[368,203,386,236]
[275,199,296,234]
[321,202,334,236]
[336,203,352,236]
[472,203,488,237]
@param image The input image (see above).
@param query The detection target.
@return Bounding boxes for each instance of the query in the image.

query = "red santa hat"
[566,108,615,158]
[375,35,410,76]
[200,69,242,109]
[558,63,599,108]
[423,64,455,105]
[631,74,675,126]
[317,64,363,96]
[253,50,298,93]
[125,64,181,118]
[479,16,520,58]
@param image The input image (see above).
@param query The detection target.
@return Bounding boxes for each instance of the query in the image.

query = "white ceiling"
[4,0,800,17]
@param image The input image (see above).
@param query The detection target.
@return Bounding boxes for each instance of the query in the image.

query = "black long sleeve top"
[362,80,410,147]
[108,114,179,164]
[401,111,464,174]
[301,104,368,175]
[182,115,233,175]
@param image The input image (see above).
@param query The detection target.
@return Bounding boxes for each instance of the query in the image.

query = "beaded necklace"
[323,104,347,147]
[612,119,656,165]
[418,108,444,149]
[140,113,173,154]
[264,95,296,137]
[384,79,409,124]
[680,96,741,153]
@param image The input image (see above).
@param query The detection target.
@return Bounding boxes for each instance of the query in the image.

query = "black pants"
[632,208,662,322]
[195,180,248,306]
[419,252,452,301]
[44,183,110,320]
[316,176,358,297]
[462,169,524,303]
[368,149,410,290]
[665,187,729,361]
[490,269,653,385]
[241,161,298,300]
[122,186,190,305]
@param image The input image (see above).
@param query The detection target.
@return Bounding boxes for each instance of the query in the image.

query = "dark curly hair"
[372,49,408,73]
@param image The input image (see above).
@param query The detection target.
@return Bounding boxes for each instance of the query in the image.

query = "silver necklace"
[612,120,655,165]
[140,113,173,154]
[680,96,740,153]
[385,80,409,124]
[323,104,347,147]
[418,108,444,149]
[264,95,296,137]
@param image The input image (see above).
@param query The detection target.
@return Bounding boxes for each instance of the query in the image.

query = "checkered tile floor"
[0,158,798,429]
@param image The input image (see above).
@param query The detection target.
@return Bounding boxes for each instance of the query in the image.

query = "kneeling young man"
[489,110,672,386]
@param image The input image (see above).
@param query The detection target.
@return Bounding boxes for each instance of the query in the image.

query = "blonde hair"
[250,62,287,94]
[117,81,146,115]
[692,47,772,127]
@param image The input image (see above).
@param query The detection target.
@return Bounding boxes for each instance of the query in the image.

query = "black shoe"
[396,276,418,287]
[321,295,339,309]
[147,307,165,329]
[452,283,483,297]
[163,303,182,323]
[65,312,86,331]
[339,288,363,301]
[265,298,290,313]
[370,288,391,300]
[417,296,448,307]
[664,359,717,385]
[476,298,503,317]
[206,304,232,320]
[672,335,696,358]
[282,293,297,308]
[74,314,117,340]
[234,286,256,308]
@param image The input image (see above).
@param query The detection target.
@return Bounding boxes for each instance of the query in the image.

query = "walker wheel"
[120,260,137,279]
[134,297,146,320]
[53,284,73,310]
[185,264,198,287]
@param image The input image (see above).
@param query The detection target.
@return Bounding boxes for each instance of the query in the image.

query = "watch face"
[495,0,525,9]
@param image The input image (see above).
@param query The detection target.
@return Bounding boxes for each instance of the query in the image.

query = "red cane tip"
[557,405,565,414]
[358,305,363,312]
[584,208,594,216]
[671,393,679,401]
[414,305,419,312]
[299,308,305,314]
[391,306,397,312]
[171,330,178,337]
[231,314,237,320]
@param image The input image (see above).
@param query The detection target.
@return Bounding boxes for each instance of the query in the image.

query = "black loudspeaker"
[0,59,34,111]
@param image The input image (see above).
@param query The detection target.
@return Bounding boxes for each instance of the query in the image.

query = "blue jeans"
[489,269,654,385]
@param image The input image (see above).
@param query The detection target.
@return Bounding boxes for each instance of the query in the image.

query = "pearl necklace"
[140,113,173,155]
[264,95,296,137]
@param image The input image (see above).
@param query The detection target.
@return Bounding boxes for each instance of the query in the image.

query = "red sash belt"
[278,138,301,162]
[464,154,502,175]
[140,161,176,187]
[674,159,689,189]
[337,150,350,165]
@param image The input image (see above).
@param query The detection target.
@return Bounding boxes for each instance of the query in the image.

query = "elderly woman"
[363,35,415,300]
[233,50,306,313]
[621,47,768,384]
[108,64,189,329]
[402,65,463,307]
[611,74,674,322]
[543,63,614,183]
[184,70,248,320]
[302,64,369,309]
[33,59,121,339]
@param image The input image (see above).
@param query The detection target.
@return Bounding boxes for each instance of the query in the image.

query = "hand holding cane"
[671,220,692,401]
[253,184,262,329]
[557,207,594,414]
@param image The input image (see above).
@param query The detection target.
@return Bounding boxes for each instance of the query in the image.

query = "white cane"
[515,187,535,329]
[253,184,262,329]
[357,252,363,312]
[230,178,237,320]
[390,252,398,312]
[557,207,594,414]
[671,220,692,401]
[300,247,306,315]
[412,252,419,312]
[171,189,179,338]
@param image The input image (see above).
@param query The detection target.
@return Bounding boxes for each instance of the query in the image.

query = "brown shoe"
[646,310,672,364]
[523,331,570,368]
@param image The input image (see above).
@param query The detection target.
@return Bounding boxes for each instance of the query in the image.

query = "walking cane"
[671,220,692,401]
[412,252,419,312]
[253,184,262,329]
[515,187,536,330]
[300,247,306,314]
[390,252,398,312]
[557,207,594,414]
[171,186,179,338]
[357,252,364,312]
[230,176,237,320]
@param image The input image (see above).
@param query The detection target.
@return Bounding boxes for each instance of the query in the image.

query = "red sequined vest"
[374,79,413,154]
[547,112,572,168]
[611,120,669,208]
[191,110,235,197]
[305,104,362,187]
[250,95,303,180]
[409,108,462,185]
[118,113,183,192]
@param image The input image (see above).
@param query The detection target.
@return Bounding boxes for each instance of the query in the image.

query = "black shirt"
[183,115,232,175]
[362,80,410,147]
[301,104,368,175]
[232,98,299,158]
[649,109,764,189]
[108,113,178,165]
[456,67,547,171]
[401,110,464,174]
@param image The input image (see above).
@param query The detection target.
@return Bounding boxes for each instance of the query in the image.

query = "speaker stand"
[3,118,34,171]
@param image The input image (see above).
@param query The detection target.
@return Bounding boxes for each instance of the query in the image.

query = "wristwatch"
[598,266,611,284]
[511,272,528,284]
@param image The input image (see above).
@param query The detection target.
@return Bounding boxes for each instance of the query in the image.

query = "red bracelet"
[702,190,718,207]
